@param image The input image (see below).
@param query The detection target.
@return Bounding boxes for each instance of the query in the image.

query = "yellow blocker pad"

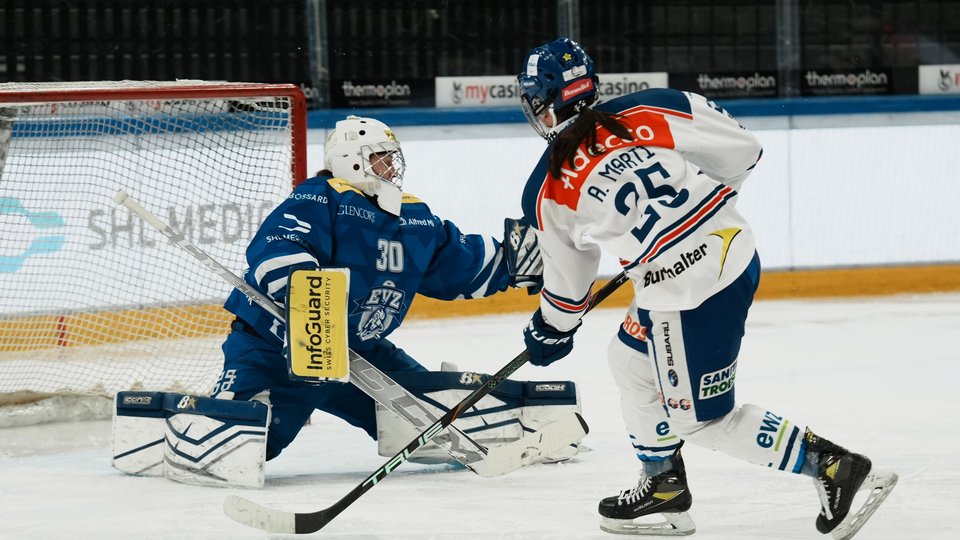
[285,268,350,383]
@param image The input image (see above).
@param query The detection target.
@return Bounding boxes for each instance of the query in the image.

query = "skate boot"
[806,429,898,540]
[598,446,695,536]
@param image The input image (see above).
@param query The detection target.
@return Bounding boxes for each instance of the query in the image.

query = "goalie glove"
[504,217,543,293]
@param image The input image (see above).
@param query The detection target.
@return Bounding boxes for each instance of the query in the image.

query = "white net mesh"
[0,81,303,407]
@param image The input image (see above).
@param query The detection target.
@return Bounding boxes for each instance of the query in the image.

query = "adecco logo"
[1,197,65,272]
[919,64,960,94]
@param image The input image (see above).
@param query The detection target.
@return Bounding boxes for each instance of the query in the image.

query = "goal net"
[0,81,306,425]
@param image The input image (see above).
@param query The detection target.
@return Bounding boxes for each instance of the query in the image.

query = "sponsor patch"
[699,360,737,399]
[561,79,595,101]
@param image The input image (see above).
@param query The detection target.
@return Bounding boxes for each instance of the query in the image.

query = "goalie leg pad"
[111,391,270,487]
[112,391,166,477]
[376,371,580,464]
[162,393,270,488]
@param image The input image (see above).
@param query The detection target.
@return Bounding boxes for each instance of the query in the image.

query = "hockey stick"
[224,271,630,534]
[112,190,490,472]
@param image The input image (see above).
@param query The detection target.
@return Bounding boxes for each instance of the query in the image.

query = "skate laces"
[814,476,834,519]
[618,476,654,505]
[814,454,839,519]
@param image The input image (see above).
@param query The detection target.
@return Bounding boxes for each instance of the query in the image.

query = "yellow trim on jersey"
[326,177,363,194]
[325,177,423,205]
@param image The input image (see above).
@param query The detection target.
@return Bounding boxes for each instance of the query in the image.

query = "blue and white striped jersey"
[225,175,510,353]
[521,89,763,331]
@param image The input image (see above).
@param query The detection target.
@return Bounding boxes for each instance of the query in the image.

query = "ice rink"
[2,293,958,540]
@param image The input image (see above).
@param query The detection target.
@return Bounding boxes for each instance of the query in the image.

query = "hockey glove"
[523,308,580,366]
[504,217,543,293]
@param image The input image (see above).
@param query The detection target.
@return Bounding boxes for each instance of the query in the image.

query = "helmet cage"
[358,141,406,192]
[520,93,556,141]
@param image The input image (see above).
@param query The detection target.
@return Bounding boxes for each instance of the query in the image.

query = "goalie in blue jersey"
[112,115,583,488]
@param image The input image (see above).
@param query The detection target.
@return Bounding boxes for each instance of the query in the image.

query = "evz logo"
[353,281,406,341]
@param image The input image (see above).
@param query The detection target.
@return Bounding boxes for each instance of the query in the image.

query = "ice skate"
[807,430,898,540]
[598,448,695,536]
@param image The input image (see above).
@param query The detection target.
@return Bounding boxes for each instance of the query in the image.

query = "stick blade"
[223,495,297,534]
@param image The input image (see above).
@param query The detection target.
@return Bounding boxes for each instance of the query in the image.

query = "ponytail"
[548,108,633,179]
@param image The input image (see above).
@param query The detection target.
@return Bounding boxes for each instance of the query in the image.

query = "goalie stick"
[113,190,583,478]
[224,271,630,534]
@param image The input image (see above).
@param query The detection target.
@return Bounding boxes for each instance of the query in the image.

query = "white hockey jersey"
[520,89,763,331]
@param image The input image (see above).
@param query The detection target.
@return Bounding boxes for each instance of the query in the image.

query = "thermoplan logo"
[919,65,960,94]
[1,197,65,273]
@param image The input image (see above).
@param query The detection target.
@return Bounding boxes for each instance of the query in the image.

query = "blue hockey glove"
[523,309,580,366]
[504,217,543,294]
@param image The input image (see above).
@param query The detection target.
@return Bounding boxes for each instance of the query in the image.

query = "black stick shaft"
[296,272,630,533]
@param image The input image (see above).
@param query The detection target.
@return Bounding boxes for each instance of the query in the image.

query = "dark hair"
[316,169,333,177]
[548,107,633,179]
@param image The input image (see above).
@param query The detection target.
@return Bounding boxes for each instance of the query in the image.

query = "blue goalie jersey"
[224,175,511,354]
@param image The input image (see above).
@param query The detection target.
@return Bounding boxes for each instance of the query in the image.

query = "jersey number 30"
[376,239,405,272]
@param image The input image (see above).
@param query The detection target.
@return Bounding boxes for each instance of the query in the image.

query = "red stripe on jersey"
[620,104,694,121]
[639,186,734,264]
[543,289,591,313]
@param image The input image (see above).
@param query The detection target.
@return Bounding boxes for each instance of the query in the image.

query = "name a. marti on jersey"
[643,243,707,286]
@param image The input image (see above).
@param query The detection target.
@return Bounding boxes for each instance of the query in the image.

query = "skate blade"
[831,470,898,540]
[599,512,696,536]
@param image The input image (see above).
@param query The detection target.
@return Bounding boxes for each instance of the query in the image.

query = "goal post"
[0,81,307,422]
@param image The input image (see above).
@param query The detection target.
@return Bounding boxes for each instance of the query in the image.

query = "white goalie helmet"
[324,115,407,216]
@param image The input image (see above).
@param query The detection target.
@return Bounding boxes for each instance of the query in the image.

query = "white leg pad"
[163,394,270,488]
[376,375,582,465]
[376,390,525,464]
[111,391,270,488]
[112,391,166,477]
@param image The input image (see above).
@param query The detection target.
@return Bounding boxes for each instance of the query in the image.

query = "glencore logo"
[562,79,594,101]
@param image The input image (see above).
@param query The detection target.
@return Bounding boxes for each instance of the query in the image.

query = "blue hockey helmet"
[517,38,599,141]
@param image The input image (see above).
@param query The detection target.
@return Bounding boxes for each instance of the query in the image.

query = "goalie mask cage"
[0,81,306,424]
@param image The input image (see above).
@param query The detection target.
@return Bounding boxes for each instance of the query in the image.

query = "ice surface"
[2,294,958,539]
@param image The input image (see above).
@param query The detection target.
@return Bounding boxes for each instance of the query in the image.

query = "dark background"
[2,0,958,106]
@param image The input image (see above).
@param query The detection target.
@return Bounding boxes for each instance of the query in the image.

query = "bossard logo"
[1,197,65,273]
[353,281,406,341]
[699,360,737,400]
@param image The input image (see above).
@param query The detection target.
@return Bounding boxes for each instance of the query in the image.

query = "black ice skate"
[598,447,695,536]
[807,429,898,540]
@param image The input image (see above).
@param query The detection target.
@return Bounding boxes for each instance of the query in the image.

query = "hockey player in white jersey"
[515,38,897,539]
